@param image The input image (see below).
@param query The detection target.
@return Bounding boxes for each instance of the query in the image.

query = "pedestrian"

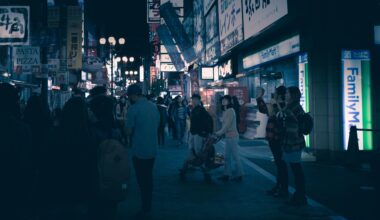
[278,86,308,206]
[167,98,177,139]
[88,95,125,220]
[216,95,244,182]
[0,83,33,220]
[125,84,160,218]
[38,97,94,220]
[232,96,241,132]
[157,97,168,147]
[179,94,213,177]
[256,86,289,198]
[171,95,187,145]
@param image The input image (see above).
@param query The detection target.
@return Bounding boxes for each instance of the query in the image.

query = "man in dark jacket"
[179,94,213,176]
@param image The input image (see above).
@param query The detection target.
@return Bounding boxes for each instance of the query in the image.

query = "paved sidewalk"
[117,138,339,220]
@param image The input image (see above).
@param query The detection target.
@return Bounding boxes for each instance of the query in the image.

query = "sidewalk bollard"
[345,126,360,169]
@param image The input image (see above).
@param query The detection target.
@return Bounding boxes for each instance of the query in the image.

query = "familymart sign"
[342,50,372,150]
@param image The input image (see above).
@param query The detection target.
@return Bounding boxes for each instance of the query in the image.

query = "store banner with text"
[147,0,160,23]
[243,0,288,39]
[218,0,243,55]
[342,50,372,150]
[66,6,82,70]
[0,6,29,45]
[298,53,310,147]
[12,46,40,75]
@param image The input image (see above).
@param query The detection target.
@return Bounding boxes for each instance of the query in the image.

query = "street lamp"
[129,56,135,62]
[99,36,125,96]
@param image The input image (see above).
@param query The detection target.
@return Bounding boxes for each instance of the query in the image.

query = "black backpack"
[298,112,313,135]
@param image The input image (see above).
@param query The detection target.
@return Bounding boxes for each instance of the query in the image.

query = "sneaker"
[217,175,229,181]
[231,176,243,182]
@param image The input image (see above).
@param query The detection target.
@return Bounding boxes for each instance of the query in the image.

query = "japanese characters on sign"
[147,0,160,23]
[218,0,244,55]
[204,0,216,15]
[12,46,40,75]
[0,6,29,45]
[205,5,220,63]
[66,6,82,70]
[194,0,205,59]
[243,0,288,39]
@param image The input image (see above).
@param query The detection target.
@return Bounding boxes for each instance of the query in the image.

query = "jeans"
[268,140,288,190]
[289,162,306,199]
[224,137,244,177]
[175,119,186,142]
[133,157,155,213]
[158,125,165,146]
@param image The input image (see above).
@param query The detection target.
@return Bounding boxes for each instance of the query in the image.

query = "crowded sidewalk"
[117,137,346,220]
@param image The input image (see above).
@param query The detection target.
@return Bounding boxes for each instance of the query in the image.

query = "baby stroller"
[179,134,224,182]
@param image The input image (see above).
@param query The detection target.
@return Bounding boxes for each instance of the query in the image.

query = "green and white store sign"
[298,53,310,147]
[342,50,372,150]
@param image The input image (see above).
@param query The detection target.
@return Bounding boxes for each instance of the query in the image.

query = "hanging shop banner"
[194,0,205,59]
[204,0,216,15]
[147,0,160,23]
[190,69,200,94]
[243,35,300,69]
[0,6,29,45]
[66,6,82,70]
[161,0,184,8]
[218,0,243,55]
[160,54,172,63]
[201,67,214,80]
[160,63,177,72]
[342,50,372,150]
[298,53,311,147]
[243,0,288,40]
[218,59,232,79]
[205,5,220,63]
[12,46,40,75]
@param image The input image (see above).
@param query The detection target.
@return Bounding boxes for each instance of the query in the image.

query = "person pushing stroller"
[179,94,214,181]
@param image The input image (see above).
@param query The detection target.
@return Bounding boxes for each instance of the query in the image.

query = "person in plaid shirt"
[256,86,288,198]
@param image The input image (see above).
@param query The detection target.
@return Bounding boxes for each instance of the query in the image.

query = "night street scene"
[0,0,380,219]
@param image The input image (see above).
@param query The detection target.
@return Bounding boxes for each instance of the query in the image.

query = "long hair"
[221,95,233,111]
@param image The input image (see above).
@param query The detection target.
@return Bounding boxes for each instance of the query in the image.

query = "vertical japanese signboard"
[67,6,82,70]
[243,0,288,39]
[194,0,205,60]
[147,0,160,23]
[204,0,216,15]
[298,53,310,147]
[205,5,221,63]
[218,0,243,55]
[0,6,29,45]
[12,46,40,75]
[342,50,372,150]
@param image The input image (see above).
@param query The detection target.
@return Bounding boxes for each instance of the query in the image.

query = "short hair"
[191,93,201,100]
[127,84,142,96]
[287,86,301,103]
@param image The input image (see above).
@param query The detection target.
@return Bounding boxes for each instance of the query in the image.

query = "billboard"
[218,0,243,55]
[67,6,82,70]
[147,0,160,23]
[0,6,29,45]
[298,53,310,147]
[342,50,372,150]
[12,46,40,75]
[205,5,220,63]
[243,0,288,40]
[201,67,214,80]
[218,59,232,79]
[194,0,205,59]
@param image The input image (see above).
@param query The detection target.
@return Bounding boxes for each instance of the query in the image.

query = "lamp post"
[99,36,125,96]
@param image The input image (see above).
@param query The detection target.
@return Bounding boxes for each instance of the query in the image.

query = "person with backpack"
[256,86,289,198]
[216,95,244,182]
[88,95,129,220]
[125,84,160,219]
[277,86,308,206]
[179,94,213,174]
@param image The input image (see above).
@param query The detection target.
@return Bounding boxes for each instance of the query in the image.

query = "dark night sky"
[87,0,149,57]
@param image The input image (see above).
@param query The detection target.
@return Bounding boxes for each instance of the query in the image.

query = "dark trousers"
[133,157,155,213]
[158,126,165,146]
[289,162,306,198]
[269,140,288,190]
